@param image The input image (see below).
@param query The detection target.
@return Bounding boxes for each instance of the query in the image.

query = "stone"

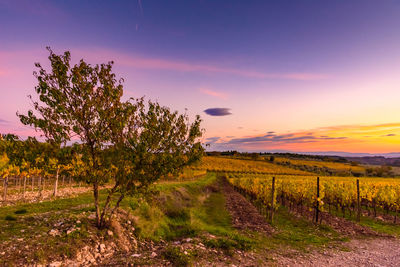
[49,261,62,267]
[67,228,76,235]
[48,229,60,237]
[151,252,157,258]
[132,254,141,258]
[99,243,106,253]
[107,230,114,236]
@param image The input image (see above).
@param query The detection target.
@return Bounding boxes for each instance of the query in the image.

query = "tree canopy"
[17,48,204,227]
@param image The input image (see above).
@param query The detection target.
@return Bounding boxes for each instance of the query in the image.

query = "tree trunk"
[109,194,125,222]
[53,167,60,197]
[99,182,120,227]
[93,181,101,227]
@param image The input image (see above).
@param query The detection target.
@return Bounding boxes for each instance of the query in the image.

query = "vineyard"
[0,146,205,206]
[274,156,366,174]
[194,156,313,175]
[227,173,400,224]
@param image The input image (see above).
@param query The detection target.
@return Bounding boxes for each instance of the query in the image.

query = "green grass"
[270,206,348,251]
[359,216,400,236]
[327,207,400,237]
[162,246,195,267]
[126,172,238,241]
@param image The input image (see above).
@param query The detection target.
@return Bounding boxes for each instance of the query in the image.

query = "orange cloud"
[210,123,400,153]
[200,88,228,99]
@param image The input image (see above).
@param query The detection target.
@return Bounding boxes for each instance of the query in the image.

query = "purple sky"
[1,0,400,153]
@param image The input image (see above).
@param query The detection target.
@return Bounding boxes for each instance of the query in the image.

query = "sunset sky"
[1,0,400,154]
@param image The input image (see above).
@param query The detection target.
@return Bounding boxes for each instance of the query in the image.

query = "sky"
[1,0,400,154]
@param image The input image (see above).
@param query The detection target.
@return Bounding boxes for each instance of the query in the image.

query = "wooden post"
[38,176,42,198]
[53,167,60,197]
[315,177,320,223]
[270,176,276,223]
[356,179,361,222]
[3,176,8,201]
[23,176,27,199]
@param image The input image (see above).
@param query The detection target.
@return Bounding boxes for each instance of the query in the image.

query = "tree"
[98,99,204,225]
[18,48,203,227]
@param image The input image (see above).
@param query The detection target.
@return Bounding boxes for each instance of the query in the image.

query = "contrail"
[138,0,143,16]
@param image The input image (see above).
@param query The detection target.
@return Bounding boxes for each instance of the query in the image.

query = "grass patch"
[204,235,254,255]
[14,208,27,214]
[328,207,400,237]
[359,216,400,236]
[162,246,192,267]
[269,206,347,251]
[4,215,16,221]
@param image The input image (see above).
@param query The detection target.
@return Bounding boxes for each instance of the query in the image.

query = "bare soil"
[275,237,400,267]
[0,185,93,207]
[222,180,274,234]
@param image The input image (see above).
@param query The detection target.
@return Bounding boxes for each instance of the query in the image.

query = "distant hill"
[344,156,400,166]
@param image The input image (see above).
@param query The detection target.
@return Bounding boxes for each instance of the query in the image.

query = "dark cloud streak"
[225,132,348,145]
[204,108,232,116]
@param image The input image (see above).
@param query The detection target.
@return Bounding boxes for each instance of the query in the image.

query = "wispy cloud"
[200,88,228,99]
[61,48,329,81]
[118,55,328,80]
[205,137,221,143]
[382,133,396,137]
[0,48,329,81]
[207,123,400,153]
[226,133,347,145]
[204,108,232,116]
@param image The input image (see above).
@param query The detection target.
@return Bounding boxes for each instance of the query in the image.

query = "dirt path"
[275,237,400,267]
[222,179,274,234]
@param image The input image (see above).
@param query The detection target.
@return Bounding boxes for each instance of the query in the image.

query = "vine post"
[270,176,276,223]
[53,166,60,197]
[356,179,361,222]
[3,176,8,201]
[315,176,320,223]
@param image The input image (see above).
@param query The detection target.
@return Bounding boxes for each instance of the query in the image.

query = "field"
[227,173,400,224]
[1,156,400,266]
[194,156,313,175]
[273,156,367,175]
